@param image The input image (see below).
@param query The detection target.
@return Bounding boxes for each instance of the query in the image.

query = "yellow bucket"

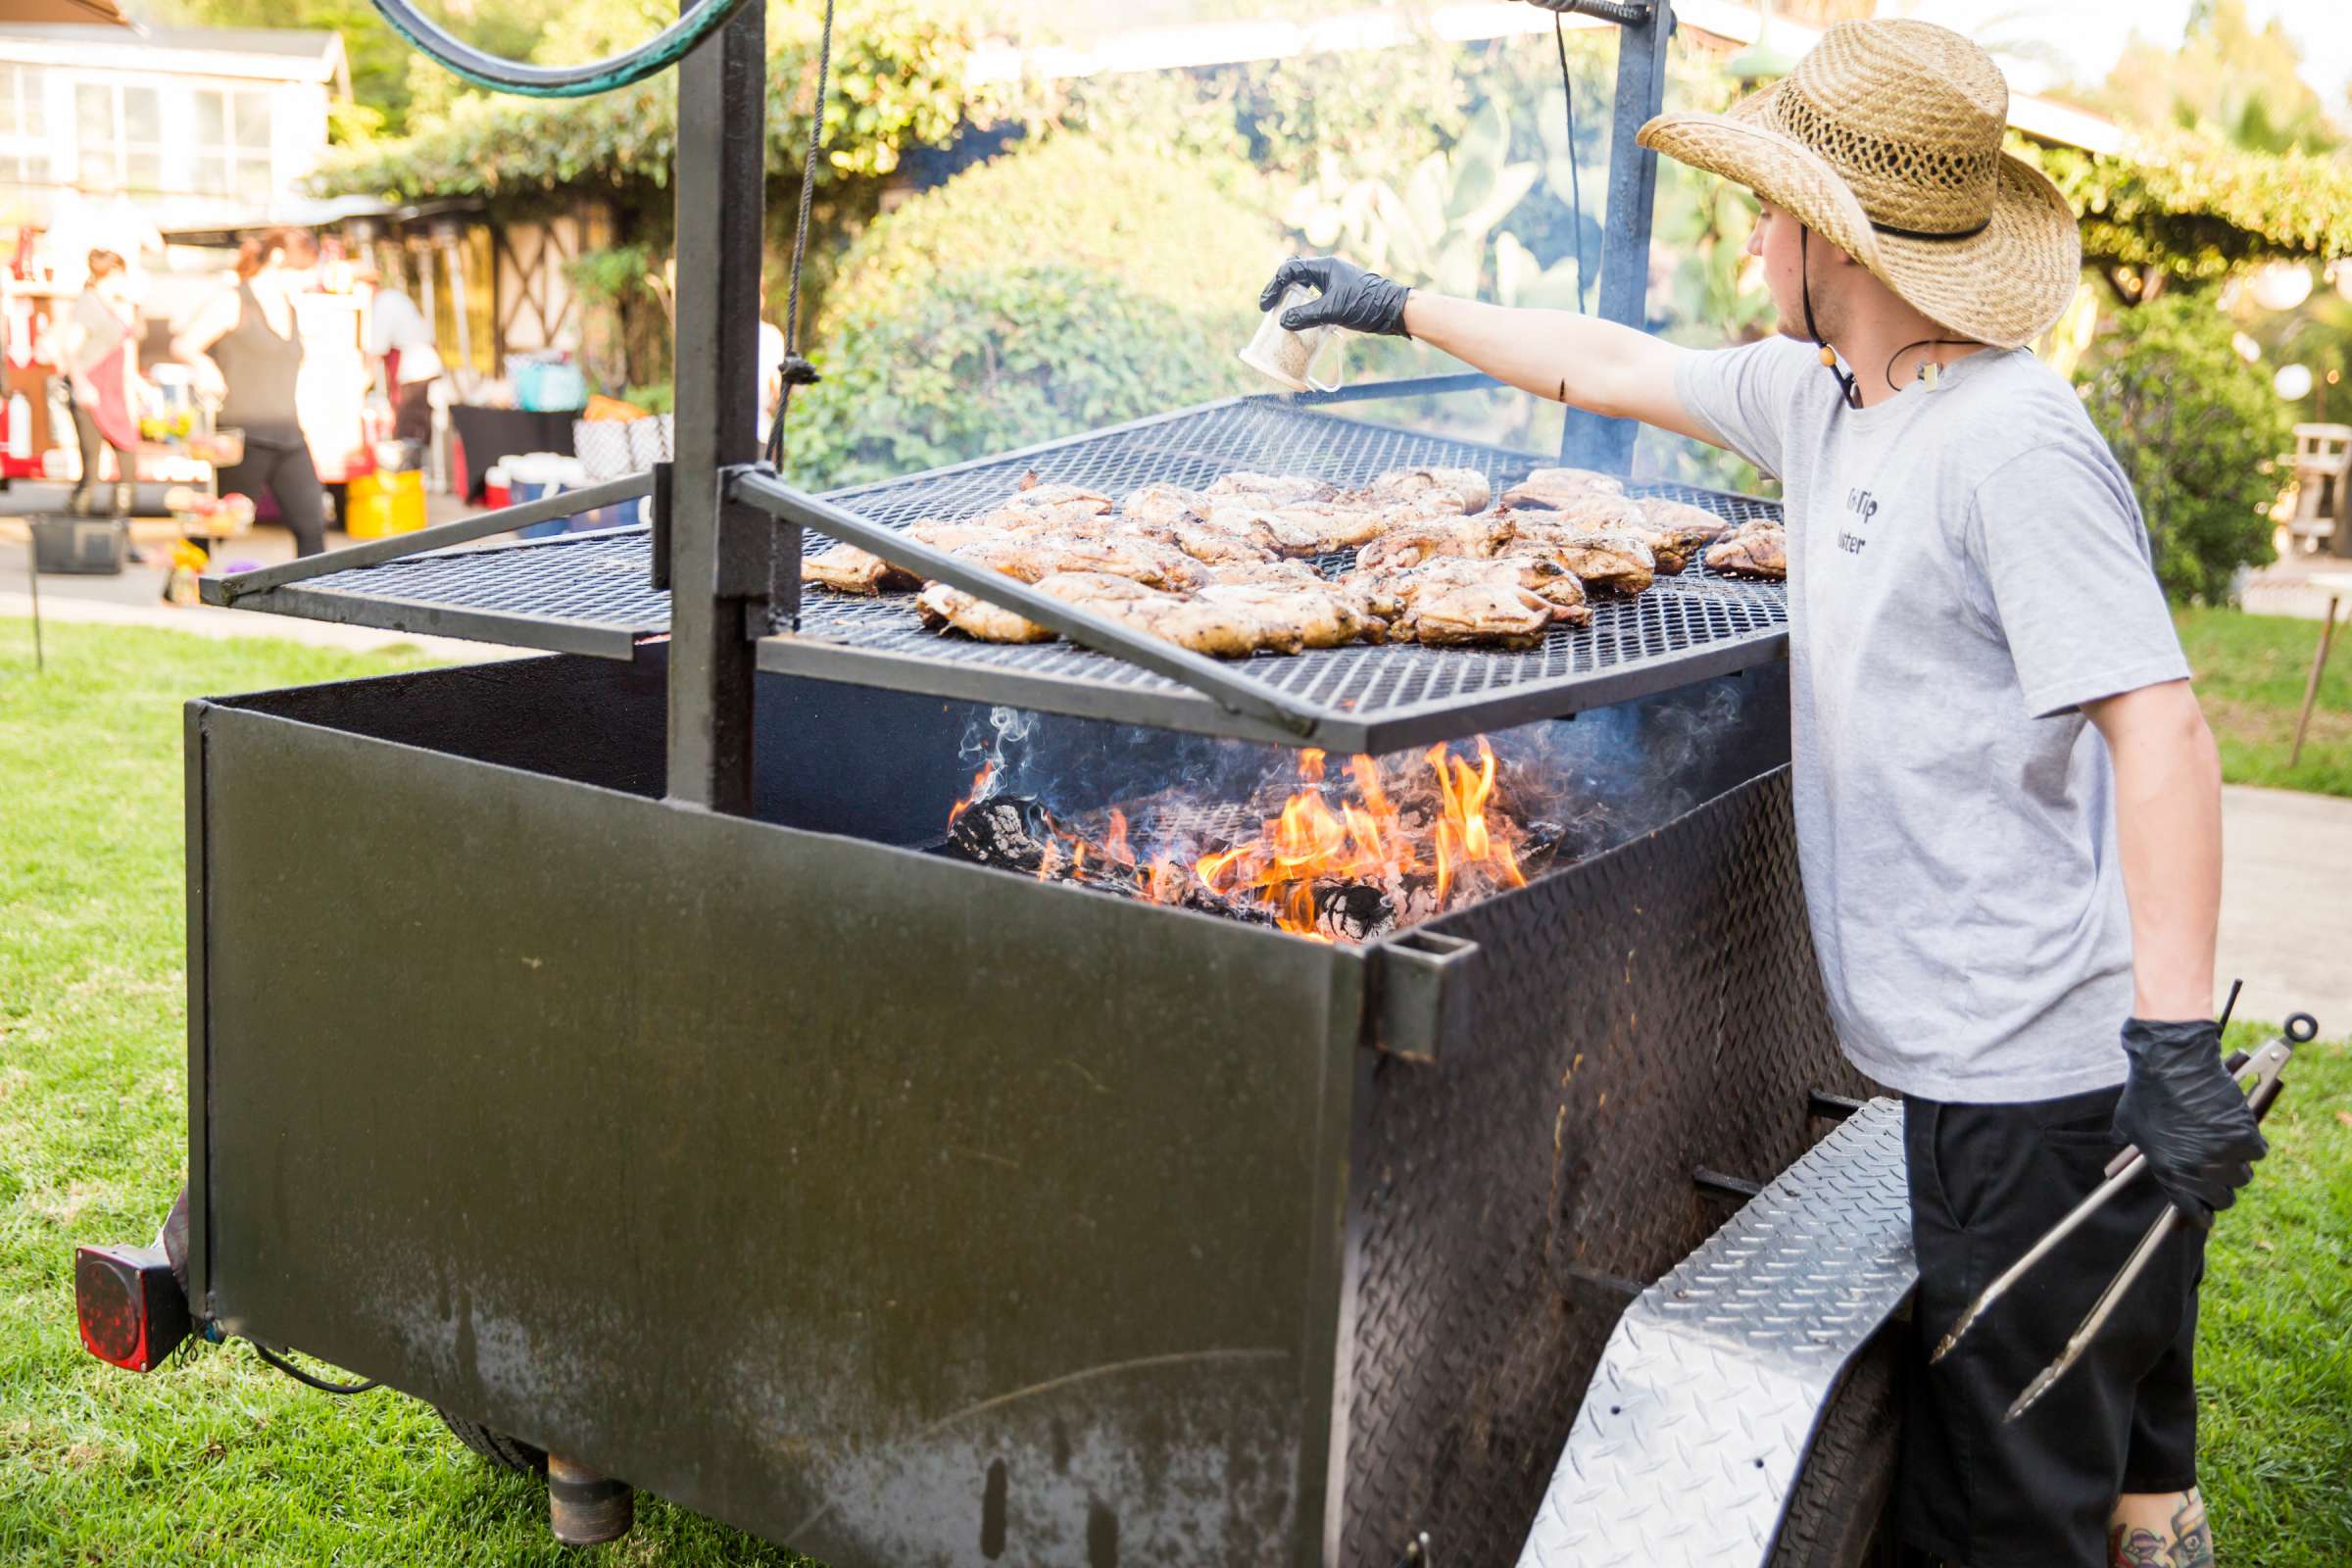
[344,469,427,539]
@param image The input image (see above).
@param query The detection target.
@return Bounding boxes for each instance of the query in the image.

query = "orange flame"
[946,762,995,829]
[949,737,1530,943]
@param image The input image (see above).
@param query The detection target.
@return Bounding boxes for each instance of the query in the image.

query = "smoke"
[950,670,1780,881]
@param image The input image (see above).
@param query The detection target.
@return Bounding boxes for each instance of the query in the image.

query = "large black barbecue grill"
[103,2,1930,1565]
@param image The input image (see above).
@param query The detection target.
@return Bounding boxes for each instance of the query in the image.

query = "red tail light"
[74,1243,190,1372]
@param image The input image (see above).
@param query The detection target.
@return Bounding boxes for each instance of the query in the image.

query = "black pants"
[393,380,432,446]
[1899,1086,2203,1568]
[68,396,130,514]
[219,438,326,558]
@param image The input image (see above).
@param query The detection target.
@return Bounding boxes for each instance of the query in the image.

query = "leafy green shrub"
[780,139,1281,489]
[814,136,1280,336]
[784,265,1247,489]
[2074,293,2290,603]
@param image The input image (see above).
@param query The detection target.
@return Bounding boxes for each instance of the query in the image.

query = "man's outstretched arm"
[1261,257,1715,446]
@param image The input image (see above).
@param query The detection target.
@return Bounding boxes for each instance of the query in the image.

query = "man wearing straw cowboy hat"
[1260,19,2264,1568]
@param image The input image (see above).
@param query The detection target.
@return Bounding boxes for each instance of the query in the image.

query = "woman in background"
[172,227,326,557]
[59,248,140,516]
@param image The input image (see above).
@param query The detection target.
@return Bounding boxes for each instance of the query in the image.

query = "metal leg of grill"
[547,1454,633,1545]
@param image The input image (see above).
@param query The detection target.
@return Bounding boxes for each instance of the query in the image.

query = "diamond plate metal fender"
[1514,1097,1915,1568]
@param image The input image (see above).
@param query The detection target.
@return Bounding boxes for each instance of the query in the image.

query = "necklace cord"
[1801,228,1861,411]
[1884,336,1980,393]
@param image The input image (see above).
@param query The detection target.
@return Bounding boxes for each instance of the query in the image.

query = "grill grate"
[232,396,1787,748]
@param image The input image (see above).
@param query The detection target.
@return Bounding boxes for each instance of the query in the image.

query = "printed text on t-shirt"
[1838,487,1878,556]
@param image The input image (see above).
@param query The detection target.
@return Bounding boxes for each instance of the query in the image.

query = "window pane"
[122,86,158,142]
[125,149,161,193]
[22,69,41,137]
[76,83,110,144]
[193,151,228,196]
[196,90,224,146]
[0,69,18,139]
[234,90,269,148]
[77,148,114,188]
[235,155,270,205]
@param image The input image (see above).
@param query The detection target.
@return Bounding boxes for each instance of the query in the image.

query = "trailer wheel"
[434,1407,547,1477]
[1767,1331,1899,1567]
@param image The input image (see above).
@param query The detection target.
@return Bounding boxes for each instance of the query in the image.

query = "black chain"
[764,0,834,470]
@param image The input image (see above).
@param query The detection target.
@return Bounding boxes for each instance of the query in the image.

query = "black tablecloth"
[447,405,580,502]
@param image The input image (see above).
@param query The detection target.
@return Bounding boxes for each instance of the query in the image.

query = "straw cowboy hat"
[1639,19,2080,350]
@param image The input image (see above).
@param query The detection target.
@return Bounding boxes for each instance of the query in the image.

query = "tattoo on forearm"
[1556,378,1568,404]
[2108,1492,2214,1568]
[2169,1492,2214,1568]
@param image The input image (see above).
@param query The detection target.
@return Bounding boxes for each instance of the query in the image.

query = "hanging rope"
[1553,15,1589,316]
[764,0,835,470]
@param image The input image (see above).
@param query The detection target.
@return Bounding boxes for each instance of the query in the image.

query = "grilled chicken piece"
[1258,502,1395,556]
[908,519,1018,553]
[1500,466,1625,510]
[1171,522,1279,567]
[1202,471,1338,506]
[1362,466,1493,515]
[1634,497,1735,539]
[1346,557,1591,628]
[1201,558,1324,589]
[914,583,1054,643]
[1502,530,1657,596]
[1196,582,1376,650]
[1703,524,1788,579]
[1355,515,1516,572]
[1152,599,1306,658]
[804,545,916,595]
[1006,477,1112,514]
[1055,533,1210,593]
[1119,483,1205,530]
[1400,582,1554,649]
[949,534,1067,583]
[1506,490,1652,533]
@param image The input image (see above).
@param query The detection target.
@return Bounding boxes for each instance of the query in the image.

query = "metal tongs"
[1933,996,2317,1423]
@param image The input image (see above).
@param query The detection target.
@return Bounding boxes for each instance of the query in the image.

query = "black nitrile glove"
[1259,256,1413,338]
[2112,1017,2268,1229]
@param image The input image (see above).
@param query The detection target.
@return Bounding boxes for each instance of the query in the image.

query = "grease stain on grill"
[981,1456,1008,1558]
[1088,1496,1120,1568]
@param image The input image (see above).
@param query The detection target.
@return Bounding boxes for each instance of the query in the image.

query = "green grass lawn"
[1,620,2348,1565]
[2179,606,2352,797]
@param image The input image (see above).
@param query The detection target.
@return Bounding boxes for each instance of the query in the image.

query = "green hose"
[368,0,758,98]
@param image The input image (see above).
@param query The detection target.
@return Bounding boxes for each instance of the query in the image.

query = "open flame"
[946,737,1541,943]
[1193,738,1528,940]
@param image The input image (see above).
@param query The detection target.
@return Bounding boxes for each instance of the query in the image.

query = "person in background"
[758,315,786,449]
[172,227,327,557]
[59,248,141,516]
[358,261,442,452]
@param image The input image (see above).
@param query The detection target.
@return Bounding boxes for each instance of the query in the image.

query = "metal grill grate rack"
[214,396,1788,750]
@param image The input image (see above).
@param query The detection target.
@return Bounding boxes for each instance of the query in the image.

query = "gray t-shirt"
[1676,338,2189,1102]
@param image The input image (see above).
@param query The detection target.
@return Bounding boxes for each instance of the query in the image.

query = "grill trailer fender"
[1515,1099,1919,1568]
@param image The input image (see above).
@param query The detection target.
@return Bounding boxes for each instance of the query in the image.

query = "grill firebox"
[184,651,1858,1566]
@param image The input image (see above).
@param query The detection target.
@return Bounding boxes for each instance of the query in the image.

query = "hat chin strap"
[1801,228,1862,411]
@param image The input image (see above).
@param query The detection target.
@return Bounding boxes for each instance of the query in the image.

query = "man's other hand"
[1258,257,1412,338]
[2112,1017,2268,1228]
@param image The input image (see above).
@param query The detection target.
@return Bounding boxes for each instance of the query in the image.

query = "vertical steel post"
[1559,0,1674,474]
[664,0,766,811]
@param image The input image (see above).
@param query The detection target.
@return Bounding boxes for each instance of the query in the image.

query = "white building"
[0,24,349,237]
